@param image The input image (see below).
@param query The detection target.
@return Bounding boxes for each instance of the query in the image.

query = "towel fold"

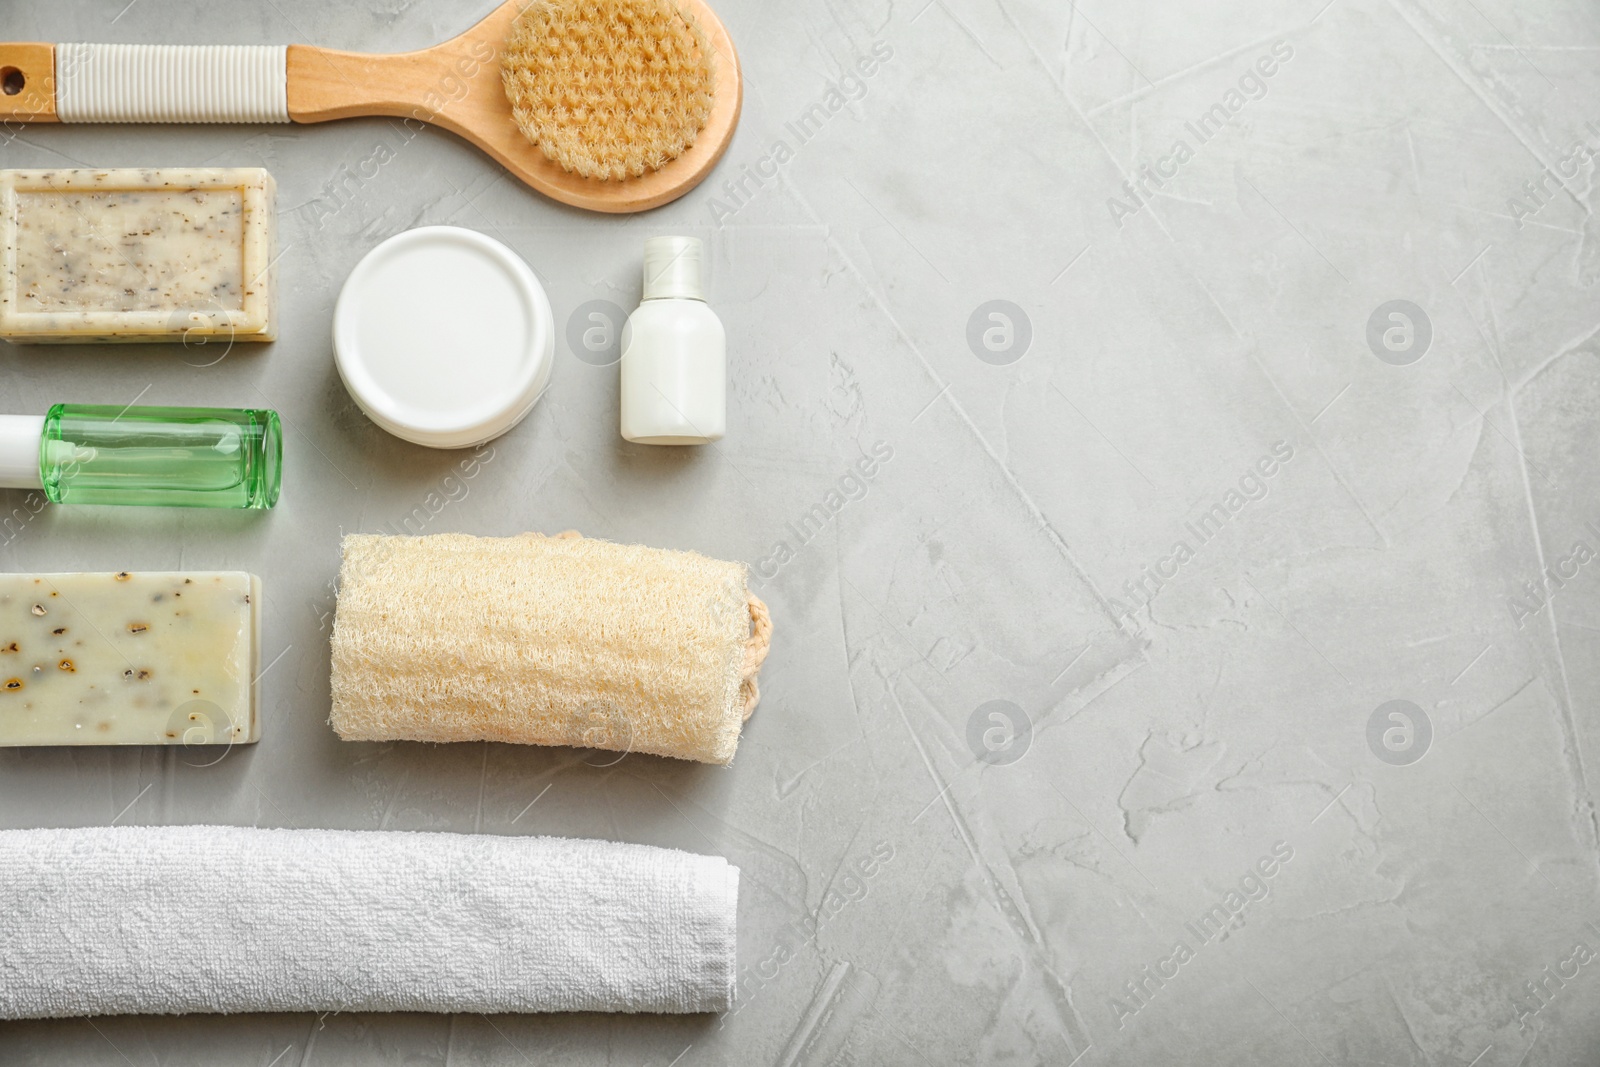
[0,825,739,1018]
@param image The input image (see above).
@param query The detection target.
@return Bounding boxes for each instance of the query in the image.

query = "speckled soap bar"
[0,572,261,746]
[0,168,276,344]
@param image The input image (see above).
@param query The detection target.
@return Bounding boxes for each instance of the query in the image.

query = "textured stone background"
[3,0,1600,1063]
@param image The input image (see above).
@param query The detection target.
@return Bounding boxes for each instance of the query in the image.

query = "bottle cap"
[642,236,705,301]
[333,226,554,450]
[0,415,43,489]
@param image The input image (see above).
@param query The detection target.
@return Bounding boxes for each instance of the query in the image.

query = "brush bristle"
[501,0,716,182]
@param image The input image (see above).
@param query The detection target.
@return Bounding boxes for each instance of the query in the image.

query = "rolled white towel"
[0,825,739,1018]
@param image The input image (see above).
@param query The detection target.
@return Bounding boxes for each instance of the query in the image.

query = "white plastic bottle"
[620,236,726,445]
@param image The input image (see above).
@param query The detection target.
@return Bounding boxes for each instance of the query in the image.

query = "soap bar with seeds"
[0,168,276,343]
[0,572,260,746]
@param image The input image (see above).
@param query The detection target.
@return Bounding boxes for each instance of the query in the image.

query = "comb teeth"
[501,0,716,182]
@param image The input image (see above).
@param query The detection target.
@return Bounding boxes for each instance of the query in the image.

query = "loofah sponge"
[328,531,770,765]
[501,0,716,182]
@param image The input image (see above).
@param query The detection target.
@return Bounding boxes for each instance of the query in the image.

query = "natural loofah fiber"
[501,0,716,182]
[329,531,770,765]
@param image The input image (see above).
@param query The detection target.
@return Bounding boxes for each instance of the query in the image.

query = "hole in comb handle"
[1,68,24,96]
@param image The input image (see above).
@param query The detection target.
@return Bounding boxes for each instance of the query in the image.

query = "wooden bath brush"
[0,0,740,213]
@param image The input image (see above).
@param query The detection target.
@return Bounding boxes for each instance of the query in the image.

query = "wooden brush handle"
[0,39,500,129]
[283,0,515,136]
[284,37,502,129]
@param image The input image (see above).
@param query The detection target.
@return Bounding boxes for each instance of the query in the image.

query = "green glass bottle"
[0,404,281,509]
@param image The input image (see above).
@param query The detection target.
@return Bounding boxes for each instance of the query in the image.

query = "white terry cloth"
[0,825,739,1018]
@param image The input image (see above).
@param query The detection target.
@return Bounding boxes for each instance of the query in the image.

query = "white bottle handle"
[55,43,289,123]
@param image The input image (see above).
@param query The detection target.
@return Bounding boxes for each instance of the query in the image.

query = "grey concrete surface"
[2,0,1599,1063]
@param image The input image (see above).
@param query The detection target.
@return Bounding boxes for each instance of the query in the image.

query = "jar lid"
[333,226,553,449]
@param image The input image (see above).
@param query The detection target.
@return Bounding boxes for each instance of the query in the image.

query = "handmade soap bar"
[0,572,260,746]
[0,168,276,343]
